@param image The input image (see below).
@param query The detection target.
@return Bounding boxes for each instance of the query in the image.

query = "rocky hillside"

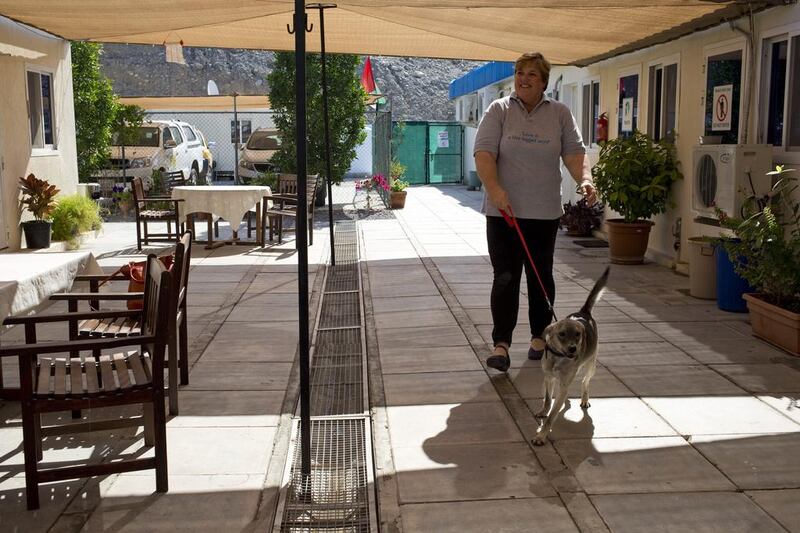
[100,44,483,121]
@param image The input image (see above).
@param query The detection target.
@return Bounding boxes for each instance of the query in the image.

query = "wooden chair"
[261,174,319,245]
[50,232,192,415]
[0,255,173,510]
[132,176,182,250]
[163,170,188,190]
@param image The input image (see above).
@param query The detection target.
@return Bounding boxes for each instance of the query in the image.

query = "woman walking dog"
[474,52,597,372]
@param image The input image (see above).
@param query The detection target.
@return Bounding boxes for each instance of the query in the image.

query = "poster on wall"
[621,97,634,132]
[712,84,733,131]
[437,131,449,148]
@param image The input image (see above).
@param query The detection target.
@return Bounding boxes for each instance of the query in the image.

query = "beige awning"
[0,1,783,65]
[119,95,270,111]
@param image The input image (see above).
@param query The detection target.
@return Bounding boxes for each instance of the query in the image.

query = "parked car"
[101,120,208,188]
[238,128,281,183]
[198,130,216,182]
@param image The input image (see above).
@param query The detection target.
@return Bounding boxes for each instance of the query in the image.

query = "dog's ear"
[543,323,555,343]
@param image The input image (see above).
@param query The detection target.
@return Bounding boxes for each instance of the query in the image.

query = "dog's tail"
[580,266,610,315]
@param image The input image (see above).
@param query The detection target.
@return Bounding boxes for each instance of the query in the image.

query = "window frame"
[702,37,747,145]
[181,125,198,144]
[25,66,58,155]
[616,64,642,139]
[646,53,681,143]
[756,22,800,161]
[580,77,601,148]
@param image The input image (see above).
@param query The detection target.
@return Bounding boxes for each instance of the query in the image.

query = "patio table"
[0,250,102,397]
[171,185,271,248]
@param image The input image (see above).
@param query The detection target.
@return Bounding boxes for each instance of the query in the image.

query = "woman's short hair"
[515,52,551,88]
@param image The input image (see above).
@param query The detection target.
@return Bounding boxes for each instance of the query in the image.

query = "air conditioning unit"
[691,144,772,218]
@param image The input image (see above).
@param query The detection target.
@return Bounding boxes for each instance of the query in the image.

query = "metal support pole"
[290,1,312,479]
[307,3,338,266]
[233,91,240,185]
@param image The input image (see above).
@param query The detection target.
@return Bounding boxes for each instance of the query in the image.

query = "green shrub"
[51,194,103,243]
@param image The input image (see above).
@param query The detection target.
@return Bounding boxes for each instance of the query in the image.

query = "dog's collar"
[546,343,576,359]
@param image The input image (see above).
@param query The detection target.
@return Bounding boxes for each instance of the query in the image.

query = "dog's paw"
[580,400,591,409]
[532,433,547,446]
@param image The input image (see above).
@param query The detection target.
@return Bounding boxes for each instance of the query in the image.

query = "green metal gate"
[392,121,463,185]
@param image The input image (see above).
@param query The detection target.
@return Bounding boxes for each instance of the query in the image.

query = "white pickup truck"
[101,119,209,187]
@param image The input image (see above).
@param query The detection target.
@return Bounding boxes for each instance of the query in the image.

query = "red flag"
[361,57,377,94]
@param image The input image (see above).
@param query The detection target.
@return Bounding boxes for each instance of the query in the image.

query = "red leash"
[499,206,557,321]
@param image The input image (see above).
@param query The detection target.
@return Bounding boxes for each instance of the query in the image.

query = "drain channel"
[276,220,377,532]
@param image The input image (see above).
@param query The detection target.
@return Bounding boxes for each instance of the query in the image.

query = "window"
[704,48,743,144]
[617,73,639,140]
[181,125,198,142]
[759,33,800,152]
[166,126,183,146]
[230,120,252,143]
[27,70,55,149]
[648,61,678,142]
[581,80,600,146]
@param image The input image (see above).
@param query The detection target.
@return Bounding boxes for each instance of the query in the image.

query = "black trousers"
[486,215,559,347]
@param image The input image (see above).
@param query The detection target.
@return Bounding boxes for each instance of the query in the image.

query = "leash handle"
[498,207,557,322]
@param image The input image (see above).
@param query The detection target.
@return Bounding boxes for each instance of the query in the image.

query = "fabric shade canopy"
[0,1,782,65]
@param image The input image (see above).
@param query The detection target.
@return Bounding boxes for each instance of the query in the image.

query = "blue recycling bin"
[715,241,753,312]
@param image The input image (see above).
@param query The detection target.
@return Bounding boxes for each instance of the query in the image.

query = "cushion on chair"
[140,209,176,218]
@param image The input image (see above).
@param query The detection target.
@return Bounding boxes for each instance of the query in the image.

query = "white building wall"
[454,3,800,267]
[0,17,78,250]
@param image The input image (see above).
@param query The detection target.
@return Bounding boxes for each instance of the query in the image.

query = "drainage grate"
[315,328,361,357]
[279,418,372,533]
[311,356,363,416]
[318,292,361,329]
[326,264,359,292]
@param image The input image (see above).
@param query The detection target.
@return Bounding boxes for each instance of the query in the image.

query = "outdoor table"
[0,250,102,398]
[171,185,271,249]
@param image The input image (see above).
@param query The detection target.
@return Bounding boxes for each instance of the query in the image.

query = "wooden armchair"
[261,173,319,245]
[49,231,192,415]
[132,176,183,250]
[0,255,173,510]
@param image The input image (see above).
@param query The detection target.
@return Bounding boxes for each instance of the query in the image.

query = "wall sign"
[621,97,634,132]
[712,84,733,131]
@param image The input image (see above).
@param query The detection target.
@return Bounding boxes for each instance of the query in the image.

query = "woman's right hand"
[487,185,511,213]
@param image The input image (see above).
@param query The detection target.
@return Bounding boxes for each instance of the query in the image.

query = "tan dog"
[533,266,609,446]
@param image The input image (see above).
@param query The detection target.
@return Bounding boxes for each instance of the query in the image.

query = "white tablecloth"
[0,251,102,323]
[172,185,271,226]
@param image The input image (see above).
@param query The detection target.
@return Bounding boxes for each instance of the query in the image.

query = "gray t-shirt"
[473,93,585,219]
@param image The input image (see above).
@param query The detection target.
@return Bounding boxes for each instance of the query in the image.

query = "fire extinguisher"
[595,112,608,144]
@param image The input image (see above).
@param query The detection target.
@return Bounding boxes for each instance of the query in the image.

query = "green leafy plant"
[390,178,409,193]
[560,198,604,236]
[267,52,367,184]
[51,194,103,244]
[718,165,800,312]
[591,131,682,223]
[252,171,279,190]
[19,174,60,221]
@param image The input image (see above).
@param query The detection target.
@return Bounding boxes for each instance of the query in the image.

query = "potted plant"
[355,173,389,210]
[560,198,604,236]
[718,165,799,355]
[18,174,60,249]
[51,193,104,249]
[592,131,682,264]
[112,184,134,217]
[389,159,409,209]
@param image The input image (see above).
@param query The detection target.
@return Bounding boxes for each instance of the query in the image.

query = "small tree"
[72,42,116,181]
[111,104,146,183]
[267,52,366,184]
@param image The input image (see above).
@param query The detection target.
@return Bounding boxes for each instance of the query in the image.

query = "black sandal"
[487,345,510,372]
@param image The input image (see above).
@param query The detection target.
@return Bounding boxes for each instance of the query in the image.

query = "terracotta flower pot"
[743,293,800,356]
[605,219,653,264]
[390,190,407,209]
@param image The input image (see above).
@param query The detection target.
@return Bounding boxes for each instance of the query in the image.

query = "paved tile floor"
[1,182,799,532]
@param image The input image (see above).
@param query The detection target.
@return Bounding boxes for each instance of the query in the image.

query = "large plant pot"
[743,293,800,356]
[314,182,327,207]
[22,220,52,249]
[605,219,653,264]
[390,190,407,209]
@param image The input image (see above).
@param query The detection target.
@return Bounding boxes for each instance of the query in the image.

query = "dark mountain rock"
[99,44,483,121]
